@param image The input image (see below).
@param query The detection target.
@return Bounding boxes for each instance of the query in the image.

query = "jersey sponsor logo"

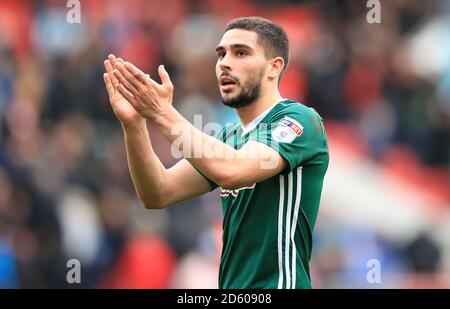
[220,184,256,197]
[272,116,303,143]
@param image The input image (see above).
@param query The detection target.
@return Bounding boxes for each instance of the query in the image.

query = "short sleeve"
[248,106,326,172]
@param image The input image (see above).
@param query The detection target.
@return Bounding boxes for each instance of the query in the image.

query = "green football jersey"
[204,99,329,289]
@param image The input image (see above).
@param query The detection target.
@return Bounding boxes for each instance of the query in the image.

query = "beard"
[220,69,265,108]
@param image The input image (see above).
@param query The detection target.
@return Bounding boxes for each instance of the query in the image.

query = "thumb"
[158,65,173,90]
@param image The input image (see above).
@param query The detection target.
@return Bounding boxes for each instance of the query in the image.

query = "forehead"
[217,29,260,50]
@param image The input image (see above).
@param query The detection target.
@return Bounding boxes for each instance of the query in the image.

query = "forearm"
[154,106,247,188]
[122,121,167,208]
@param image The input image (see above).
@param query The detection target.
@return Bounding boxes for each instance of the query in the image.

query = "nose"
[218,54,232,72]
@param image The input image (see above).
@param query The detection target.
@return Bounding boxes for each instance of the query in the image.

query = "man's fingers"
[113,68,139,96]
[104,72,134,107]
[103,73,115,98]
[144,73,161,90]
[104,59,119,86]
[124,62,152,86]
[158,65,174,91]
[116,84,135,104]
[116,62,144,90]
[122,61,162,92]
[108,54,117,65]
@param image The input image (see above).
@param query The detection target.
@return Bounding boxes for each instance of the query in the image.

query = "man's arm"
[123,121,212,209]
[155,106,287,189]
[112,60,287,189]
[104,55,211,209]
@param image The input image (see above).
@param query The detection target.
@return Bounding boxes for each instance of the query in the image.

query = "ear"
[267,57,284,81]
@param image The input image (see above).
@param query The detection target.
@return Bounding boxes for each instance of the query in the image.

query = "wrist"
[153,105,191,144]
[121,118,147,132]
[153,105,175,128]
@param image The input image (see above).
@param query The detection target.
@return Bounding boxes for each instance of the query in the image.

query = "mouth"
[219,76,238,92]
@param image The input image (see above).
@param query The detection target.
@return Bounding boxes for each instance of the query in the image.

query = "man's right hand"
[103,54,145,127]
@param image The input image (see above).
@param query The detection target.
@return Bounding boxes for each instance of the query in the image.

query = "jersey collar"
[241,99,285,136]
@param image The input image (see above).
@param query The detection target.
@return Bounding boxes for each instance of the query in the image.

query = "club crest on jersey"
[272,116,303,143]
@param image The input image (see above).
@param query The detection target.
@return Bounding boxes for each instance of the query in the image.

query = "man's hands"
[103,54,212,208]
[102,54,286,194]
[103,55,145,127]
[107,55,174,122]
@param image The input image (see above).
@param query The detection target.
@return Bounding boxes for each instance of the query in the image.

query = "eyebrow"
[215,43,253,53]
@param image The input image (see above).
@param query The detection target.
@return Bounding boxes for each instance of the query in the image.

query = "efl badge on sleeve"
[272,116,303,143]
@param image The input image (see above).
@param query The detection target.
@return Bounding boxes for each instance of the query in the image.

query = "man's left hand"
[112,59,174,121]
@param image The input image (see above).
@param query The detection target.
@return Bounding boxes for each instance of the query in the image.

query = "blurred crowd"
[0,0,449,288]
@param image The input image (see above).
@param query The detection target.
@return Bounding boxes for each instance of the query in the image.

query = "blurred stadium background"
[0,0,449,288]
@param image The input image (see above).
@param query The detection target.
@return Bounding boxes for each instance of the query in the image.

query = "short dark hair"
[224,16,290,81]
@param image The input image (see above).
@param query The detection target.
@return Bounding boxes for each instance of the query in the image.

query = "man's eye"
[217,52,225,59]
[237,50,247,57]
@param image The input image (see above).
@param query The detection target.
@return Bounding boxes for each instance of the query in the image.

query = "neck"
[236,90,283,126]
